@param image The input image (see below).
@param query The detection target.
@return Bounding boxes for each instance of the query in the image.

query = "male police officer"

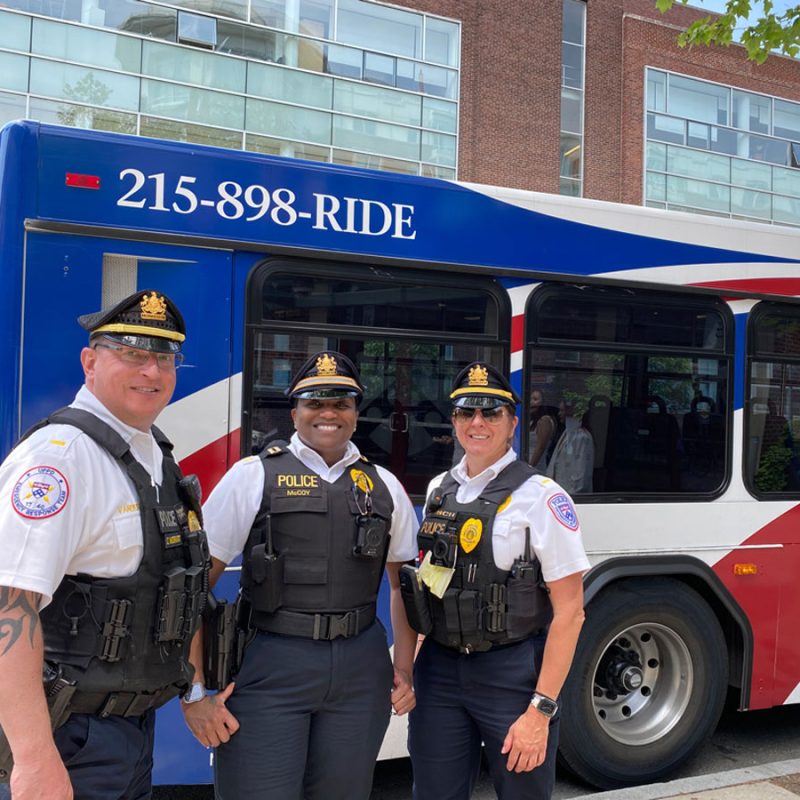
[0,290,207,800]
[182,351,418,800]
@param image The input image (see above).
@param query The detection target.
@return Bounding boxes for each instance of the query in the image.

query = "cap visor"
[453,395,512,409]
[294,388,360,399]
[96,333,181,354]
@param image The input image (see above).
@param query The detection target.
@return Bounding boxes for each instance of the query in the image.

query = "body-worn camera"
[431,532,458,568]
[353,514,388,558]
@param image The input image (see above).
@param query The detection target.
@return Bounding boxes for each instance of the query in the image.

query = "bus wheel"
[558,577,728,789]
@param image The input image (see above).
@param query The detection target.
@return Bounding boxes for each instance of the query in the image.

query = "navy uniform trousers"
[215,621,393,800]
[408,634,559,800]
[0,711,156,800]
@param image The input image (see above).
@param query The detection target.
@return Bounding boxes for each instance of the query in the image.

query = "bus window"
[525,285,732,498]
[746,303,800,496]
[244,261,508,498]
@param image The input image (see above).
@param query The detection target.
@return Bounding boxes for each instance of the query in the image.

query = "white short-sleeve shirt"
[426,448,590,583]
[0,386,165,607]
[203,433,417,566]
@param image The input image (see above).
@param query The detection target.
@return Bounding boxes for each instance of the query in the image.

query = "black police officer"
[182,352,418,800]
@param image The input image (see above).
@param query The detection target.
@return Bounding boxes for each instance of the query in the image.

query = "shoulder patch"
[547,493,579,531]
[12,466,70,519]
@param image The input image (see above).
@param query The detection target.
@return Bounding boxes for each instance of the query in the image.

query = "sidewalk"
[589,759,800,800]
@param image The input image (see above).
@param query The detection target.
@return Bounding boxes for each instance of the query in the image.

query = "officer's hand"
[500,708,550,773]
[391,668,416,716]
[181,682,240,748]
[12,746,73,800]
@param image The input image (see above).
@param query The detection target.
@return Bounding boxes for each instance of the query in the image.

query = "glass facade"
[0,1,459,177]
[645,68,800,226]
[560,0,585,196]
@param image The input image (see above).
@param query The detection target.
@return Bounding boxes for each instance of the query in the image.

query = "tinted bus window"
[246,262,507,497]
[746,303,800,496]
[526,285,731,498]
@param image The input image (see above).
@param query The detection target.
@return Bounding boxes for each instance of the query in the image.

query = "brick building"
[1,0,798,222]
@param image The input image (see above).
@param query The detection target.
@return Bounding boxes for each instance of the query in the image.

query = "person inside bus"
[546,401,594,494]
[407,362,589,800]
[528,389,560,471]
[181,351,418,800]
[0,290,203,800]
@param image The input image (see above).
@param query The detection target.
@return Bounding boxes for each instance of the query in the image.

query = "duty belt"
[67,685,184,718]
[251,605,376,640]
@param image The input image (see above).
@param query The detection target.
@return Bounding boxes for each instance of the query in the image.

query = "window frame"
[744,300,800,500]
[242,257,510,499]
[524,282,735,503]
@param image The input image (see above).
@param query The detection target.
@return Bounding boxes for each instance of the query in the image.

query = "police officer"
[0,290,207,800]
[405,363,589,800]
[182,351,418,800]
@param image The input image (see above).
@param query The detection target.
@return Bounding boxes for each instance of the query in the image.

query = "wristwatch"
[181,682,207,704]
[530,692,559,718]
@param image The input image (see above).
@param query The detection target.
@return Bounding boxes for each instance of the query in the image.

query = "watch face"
[533,694,558,717]
[183,683,206,703]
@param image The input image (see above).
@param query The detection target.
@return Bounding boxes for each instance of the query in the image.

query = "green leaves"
[656,0,800,62]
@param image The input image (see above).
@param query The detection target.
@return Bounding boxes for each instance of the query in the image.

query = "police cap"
[449,362,520,409]
[78,289,185,354]
[286,351,364,400]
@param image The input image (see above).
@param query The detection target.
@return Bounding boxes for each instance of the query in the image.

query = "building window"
[644,68,800,226]
[560,0,584,197]
[0,4,460,178]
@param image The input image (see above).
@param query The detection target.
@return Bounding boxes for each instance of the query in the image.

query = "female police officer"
[405,363,589,800]
[182,351,418,800]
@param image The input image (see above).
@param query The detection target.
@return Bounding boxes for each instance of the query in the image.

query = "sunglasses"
[452,407,508,424]
[94,341,184,370]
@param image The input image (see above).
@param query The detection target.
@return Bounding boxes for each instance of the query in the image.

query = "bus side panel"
[713,506,800,709]
[0,123,38,454]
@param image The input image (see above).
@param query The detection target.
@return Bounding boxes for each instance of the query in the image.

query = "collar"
[451,446,517,487]
[288,432,361,474]
[72,385,155,446]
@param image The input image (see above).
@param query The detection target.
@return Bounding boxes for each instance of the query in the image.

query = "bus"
[2,119,800,790]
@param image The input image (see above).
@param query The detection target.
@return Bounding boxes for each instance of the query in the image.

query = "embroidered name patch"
[12,466,69,519]
[547,493,579,531]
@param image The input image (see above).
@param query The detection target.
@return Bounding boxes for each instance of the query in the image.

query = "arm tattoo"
[0,587,40,656]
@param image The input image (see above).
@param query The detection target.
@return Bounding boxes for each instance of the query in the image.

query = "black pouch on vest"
[399,564,433,635]
[249,543,284,614]
[457,590,481,634]
[505,567,553,639]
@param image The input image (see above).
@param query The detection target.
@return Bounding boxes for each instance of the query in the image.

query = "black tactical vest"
[241,447,394,635]
[418,460,552,653]
[25,408,208,709]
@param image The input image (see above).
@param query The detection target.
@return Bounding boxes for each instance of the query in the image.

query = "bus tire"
[558,577,728,789]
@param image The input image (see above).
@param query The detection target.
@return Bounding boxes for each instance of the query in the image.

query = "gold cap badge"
[468,365,489,387]
[140,292,167,321]
[316,353,338,376]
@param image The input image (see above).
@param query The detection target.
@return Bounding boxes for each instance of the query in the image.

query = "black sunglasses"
[452,407,508,424]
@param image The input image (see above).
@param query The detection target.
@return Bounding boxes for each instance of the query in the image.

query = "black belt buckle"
[315,610,357,640]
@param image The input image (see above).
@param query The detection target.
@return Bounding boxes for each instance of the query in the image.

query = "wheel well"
[583,556,751,709]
